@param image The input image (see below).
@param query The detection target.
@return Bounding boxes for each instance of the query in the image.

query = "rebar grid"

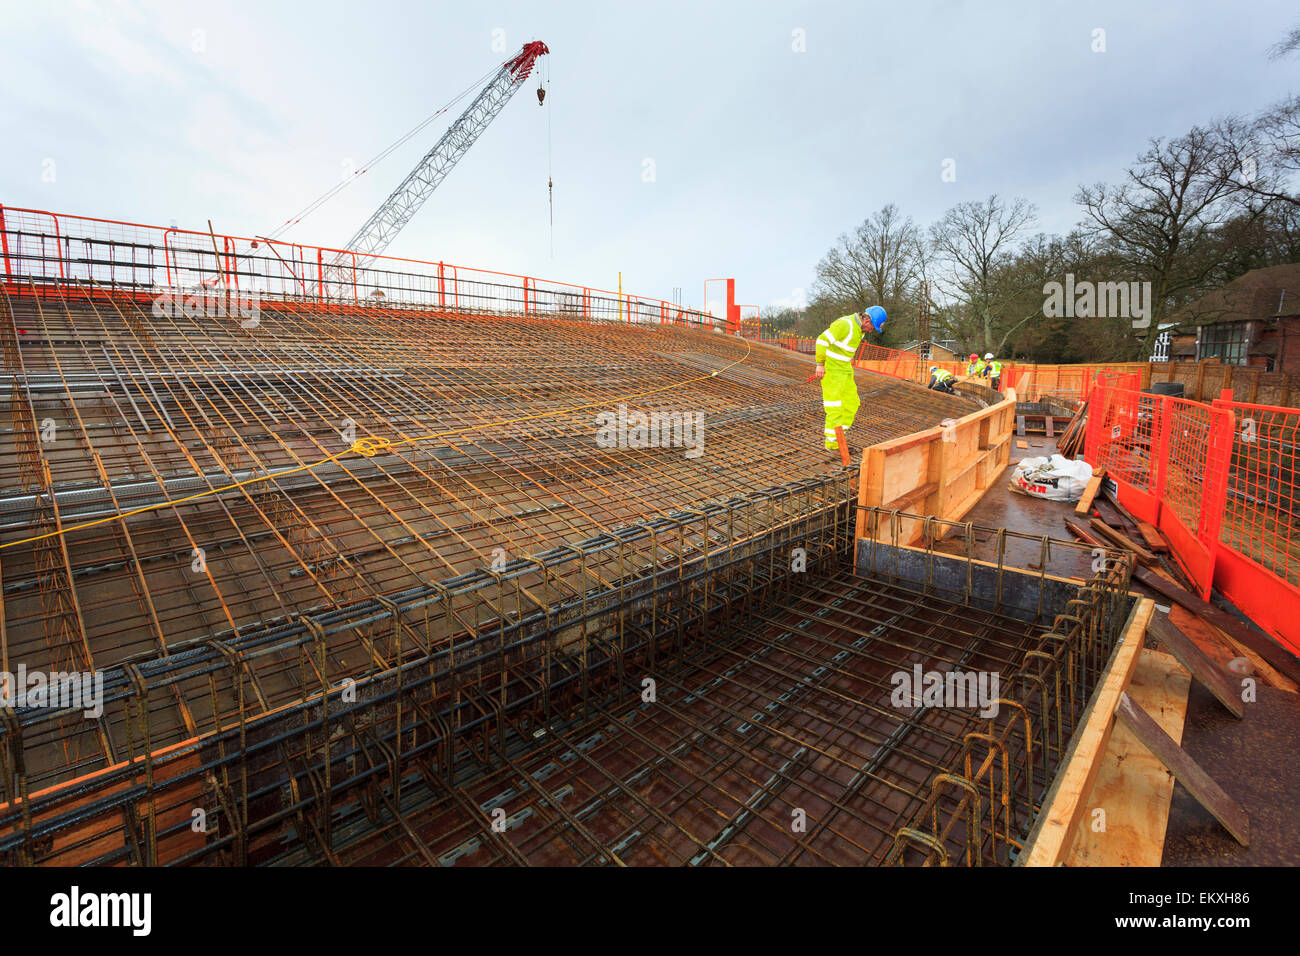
[0,281,973,796]
[331,574,1049,867]
[0,495,1133,867]
[857,509,1135,865]
[0,477,856,865]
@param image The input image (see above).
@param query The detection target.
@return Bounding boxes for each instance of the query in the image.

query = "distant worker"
[927,366,956,394]
[814,305,887,453]
[967,352,984,377]
[984,352,1003,391]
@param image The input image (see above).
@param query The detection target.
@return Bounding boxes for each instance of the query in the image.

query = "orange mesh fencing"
[1209,398,1300,648]
[1087,385,1233,601]
[1216,401,1300,587]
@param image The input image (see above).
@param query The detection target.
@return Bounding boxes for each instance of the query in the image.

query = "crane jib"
[332,41,550,276]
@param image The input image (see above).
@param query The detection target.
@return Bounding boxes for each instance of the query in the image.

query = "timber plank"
[1148,612,1244,717]
[1021,599,1154,866]
[1091,518,1159,565]
[1065,649,1191,867]
[1133,566,1300,688]
[1115,692,1250,847]
[1075,471,1106,515]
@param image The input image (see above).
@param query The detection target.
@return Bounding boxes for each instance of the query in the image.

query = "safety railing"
[0,204,720,330]
[1087,385,1299,652]
[761,335,817,354]
[682,318,1148,401]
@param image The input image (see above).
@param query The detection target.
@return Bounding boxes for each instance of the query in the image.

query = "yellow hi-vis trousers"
[821,366,860,449]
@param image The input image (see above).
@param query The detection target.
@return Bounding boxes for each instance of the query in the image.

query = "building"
[899,338,960,361]
[1163,263,1300,373]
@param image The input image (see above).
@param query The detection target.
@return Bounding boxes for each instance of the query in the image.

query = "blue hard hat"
[865,305,887,333]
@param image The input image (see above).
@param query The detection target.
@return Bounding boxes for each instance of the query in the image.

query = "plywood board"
[1064,648,1191,867]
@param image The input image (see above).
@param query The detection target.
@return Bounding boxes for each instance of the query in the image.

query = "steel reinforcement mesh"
[0,280,979,864]
[0,497,1133,867]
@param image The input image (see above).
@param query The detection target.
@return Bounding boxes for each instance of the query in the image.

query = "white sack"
[1010,454,1095,502]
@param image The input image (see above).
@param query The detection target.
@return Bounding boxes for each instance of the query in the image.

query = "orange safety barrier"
[1009,365,1143,403]
[852,344,971,385]
[1088,385,1298,652]
[1086,385,1233,601]
[745,329,1147,401]
[0,204,719,330]
[1209,396,1300,648]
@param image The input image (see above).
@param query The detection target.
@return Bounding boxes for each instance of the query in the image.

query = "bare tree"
[1268,22,1300,59]
[1075,128,1241,326]
[1209,97,1300,210]
[928,194,1037,354]
[813,204,922,322]
[1254,94,1300,198]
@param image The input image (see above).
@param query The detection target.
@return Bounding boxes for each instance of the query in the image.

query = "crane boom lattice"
[332,41,548,278]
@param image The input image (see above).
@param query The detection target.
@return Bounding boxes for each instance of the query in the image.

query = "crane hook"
[536,86,546,106]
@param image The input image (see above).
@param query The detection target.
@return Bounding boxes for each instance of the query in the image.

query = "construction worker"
[984,352,1002,391]
[966,353,984,377]
[814,305,887,453]
[927,366,957,393]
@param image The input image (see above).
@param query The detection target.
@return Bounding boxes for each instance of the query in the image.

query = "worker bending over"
[983,352,1002,390]
[927,366,956,393]
[814,306,887,453]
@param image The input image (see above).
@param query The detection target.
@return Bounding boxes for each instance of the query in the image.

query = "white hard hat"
[984,353,994,360]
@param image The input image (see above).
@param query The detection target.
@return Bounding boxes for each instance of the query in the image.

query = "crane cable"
[266,61,503,242]
[0,336,754,552]
[545,54,554,258]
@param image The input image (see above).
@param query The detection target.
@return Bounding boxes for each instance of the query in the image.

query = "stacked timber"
[1058,398,1088,459]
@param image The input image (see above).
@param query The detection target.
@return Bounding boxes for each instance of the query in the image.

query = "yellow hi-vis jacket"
[986,360,1002,378]
[816,314,863,450]
[932,368,955,383]
[815,314,863,369]
[967,360,985,377]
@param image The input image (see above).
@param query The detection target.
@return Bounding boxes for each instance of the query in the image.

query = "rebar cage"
[0,232,1133,866]
[857,510,1136,865]
[1,501,1135,866]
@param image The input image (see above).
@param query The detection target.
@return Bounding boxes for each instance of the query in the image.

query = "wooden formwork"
[854,388,1017,546]
[1019,597,1158,866]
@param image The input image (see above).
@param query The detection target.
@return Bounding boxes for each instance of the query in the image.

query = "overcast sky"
[2,0,1296,315]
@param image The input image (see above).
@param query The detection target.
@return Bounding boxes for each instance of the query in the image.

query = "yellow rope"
[2,336,752,551]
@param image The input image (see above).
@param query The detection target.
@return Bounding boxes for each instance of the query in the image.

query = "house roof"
[1170,262,1300,327]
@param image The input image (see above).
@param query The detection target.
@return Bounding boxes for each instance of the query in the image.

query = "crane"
[331,41,549,276]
